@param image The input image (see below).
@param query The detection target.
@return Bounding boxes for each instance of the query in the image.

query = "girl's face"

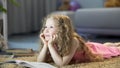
[43,18,57,41]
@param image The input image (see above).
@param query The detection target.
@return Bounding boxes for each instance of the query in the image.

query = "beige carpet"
[0,56,120,68]
[61,56,120,68]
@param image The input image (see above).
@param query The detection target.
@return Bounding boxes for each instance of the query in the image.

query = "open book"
[0,60,56,68]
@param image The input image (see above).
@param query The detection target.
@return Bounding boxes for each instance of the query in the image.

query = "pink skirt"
[86,42,120,58]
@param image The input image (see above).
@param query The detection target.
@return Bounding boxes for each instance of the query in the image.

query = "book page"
[15,60,56,68]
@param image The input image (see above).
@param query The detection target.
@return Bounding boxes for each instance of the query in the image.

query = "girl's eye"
[44,26,54,28]
[50,26,53,28]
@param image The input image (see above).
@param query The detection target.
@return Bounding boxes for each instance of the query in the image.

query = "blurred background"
[0,0,120,51]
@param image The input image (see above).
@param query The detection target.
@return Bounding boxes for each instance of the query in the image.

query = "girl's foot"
[114,42,120,47]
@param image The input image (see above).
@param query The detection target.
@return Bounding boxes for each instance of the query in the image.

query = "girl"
[37,14,120,66]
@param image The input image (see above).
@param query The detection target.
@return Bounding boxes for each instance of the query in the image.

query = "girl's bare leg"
[103,42,115,47]
[103,42,120,47]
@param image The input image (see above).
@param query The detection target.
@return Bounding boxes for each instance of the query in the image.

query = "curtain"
[7,0,57,35]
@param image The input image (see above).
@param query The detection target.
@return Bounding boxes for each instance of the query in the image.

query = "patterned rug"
[0,55,120,68]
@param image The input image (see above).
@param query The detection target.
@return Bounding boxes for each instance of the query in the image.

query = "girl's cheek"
[50,31,55,35]
[52,32,56,36]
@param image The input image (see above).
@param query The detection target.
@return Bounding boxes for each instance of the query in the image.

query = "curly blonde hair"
[40,14,103,62]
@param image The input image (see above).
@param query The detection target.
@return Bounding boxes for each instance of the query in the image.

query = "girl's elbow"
[56,63,64,67]
[37,59,42,62]
[56,62,68,66]
[37,58,45,62]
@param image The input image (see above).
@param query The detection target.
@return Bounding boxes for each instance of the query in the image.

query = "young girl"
[37,14,120,66]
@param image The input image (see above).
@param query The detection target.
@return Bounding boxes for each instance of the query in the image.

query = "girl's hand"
[40,33,48,45]
[48,34,57,45]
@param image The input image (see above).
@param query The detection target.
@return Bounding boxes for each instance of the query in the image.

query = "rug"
[0,55,120,68]
[61,56,120,68]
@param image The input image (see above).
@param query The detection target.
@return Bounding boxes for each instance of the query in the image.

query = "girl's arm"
[37,33,48,62]
[37,44,48,62]
[48,37,79,66]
